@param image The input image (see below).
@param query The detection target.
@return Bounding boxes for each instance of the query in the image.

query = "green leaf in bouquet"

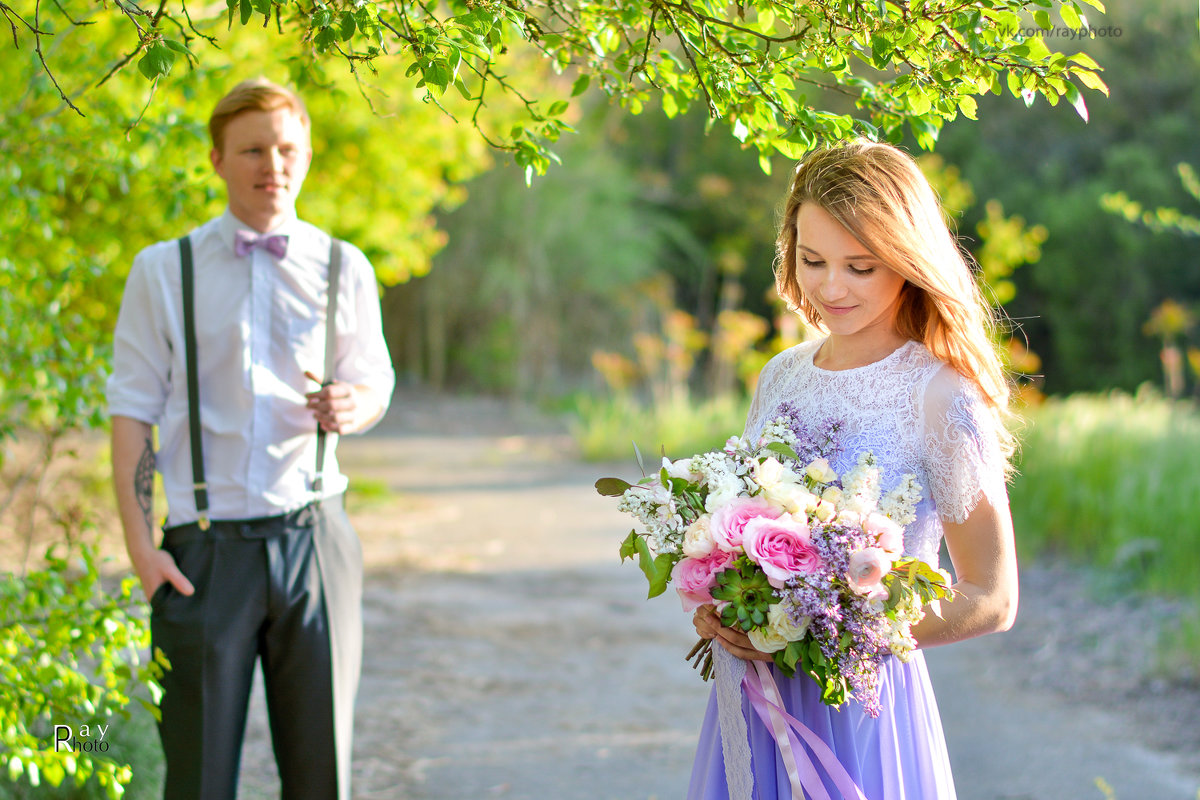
[632,441,648,476]
[595,476,633,497]
[619,530,640,561]
[764,441,799,461]
[775,639,805,677]
[633,535,675,598]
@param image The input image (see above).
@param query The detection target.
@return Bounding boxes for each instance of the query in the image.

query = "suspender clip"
[198,515,211,531]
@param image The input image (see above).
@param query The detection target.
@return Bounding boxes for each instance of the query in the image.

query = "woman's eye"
[799,256,824,268]
[850,265,876,276]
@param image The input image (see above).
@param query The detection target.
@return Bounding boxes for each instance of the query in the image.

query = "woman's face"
[794,203,906,340]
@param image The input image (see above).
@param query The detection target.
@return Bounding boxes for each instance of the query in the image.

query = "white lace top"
[744,338,1009,566]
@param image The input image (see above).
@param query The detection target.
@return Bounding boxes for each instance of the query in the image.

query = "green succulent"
[711,558,779,632]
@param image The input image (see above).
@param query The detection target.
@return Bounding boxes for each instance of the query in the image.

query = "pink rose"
[709,497,780,553]
[847,547,894,595]
[741,516,822,588]
[672,550,735,612]
[863,512,905,555]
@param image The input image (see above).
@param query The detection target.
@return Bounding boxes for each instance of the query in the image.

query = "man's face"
[211,107,312,232]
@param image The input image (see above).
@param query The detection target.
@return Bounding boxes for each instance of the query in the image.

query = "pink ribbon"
[742,661,869,800]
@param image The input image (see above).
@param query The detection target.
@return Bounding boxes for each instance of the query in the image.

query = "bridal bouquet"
[595,406,954,717]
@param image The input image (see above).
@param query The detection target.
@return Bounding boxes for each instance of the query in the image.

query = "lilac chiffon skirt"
[687,652,956,800]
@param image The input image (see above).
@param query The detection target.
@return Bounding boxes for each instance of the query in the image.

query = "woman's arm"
[912,496,1019,647]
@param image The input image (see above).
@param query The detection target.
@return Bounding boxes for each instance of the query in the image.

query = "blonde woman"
[690,140,1019,799]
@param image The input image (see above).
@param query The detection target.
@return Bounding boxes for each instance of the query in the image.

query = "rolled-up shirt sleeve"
[106,245,173,426]
[335,242,394,429]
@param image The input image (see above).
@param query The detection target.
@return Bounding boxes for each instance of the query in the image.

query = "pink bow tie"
[234,230,289,259]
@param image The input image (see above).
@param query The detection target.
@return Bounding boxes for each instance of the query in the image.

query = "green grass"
[1010,389,1200,676]
[566,392,750,463]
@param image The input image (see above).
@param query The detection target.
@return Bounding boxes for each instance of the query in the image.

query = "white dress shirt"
[107,209,395,526]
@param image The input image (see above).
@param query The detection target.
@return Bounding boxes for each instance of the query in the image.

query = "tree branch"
[661,4,717,117]
[32,0,81,116]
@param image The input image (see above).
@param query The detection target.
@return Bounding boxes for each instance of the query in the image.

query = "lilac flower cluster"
[780,520,892,717]
[773,402,843,466]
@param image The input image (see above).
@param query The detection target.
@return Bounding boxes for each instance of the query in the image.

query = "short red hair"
[208,77,310,154]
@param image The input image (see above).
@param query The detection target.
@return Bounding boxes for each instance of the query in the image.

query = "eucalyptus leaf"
[596,476,633,497]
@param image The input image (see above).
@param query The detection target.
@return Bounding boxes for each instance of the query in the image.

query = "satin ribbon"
[234,229,289,259]
[742,660,870,800]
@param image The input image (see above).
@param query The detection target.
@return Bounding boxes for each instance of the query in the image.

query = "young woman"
[688,140,1020,799]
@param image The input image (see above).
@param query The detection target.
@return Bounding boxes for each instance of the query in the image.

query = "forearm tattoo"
[135,436,155,533]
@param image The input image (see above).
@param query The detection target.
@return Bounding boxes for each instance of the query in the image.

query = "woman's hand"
[692,604,773,662]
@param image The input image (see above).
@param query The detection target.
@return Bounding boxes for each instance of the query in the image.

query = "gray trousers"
[150,495,362,800]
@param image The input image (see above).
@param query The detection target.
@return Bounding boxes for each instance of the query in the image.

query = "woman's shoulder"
[754,339,819,384]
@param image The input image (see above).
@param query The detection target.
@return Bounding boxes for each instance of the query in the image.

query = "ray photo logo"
[53,723,113,753]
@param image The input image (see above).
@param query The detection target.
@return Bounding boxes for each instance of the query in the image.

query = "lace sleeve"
[920,366,1009,524]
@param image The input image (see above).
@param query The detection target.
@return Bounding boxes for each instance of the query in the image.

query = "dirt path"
[235,390,1200,800]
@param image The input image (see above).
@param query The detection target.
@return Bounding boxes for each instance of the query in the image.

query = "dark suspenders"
[177,235,343,528]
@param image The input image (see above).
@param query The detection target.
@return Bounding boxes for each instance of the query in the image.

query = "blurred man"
[108,77,393,800]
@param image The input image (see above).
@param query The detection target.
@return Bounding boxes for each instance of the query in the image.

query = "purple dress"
[687,339,1009,800]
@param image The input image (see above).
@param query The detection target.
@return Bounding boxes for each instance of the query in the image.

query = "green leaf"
[339,11,356,40]
[137,43,176,80]
[1060,3,1082,29]
[571,74,590,97]
[619,530,640,561]
[1074,69,1109,96]
[957,94,978,120]
[239,0,253,25]
[1063,81,1088,122]
[632,535,674,598]
[632,440,647,475]
[162,39,195,59]
[595,476,633,496]
[763,441,798,461]
[314,26,337,50]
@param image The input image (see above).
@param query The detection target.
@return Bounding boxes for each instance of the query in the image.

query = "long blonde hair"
[774,140,1015,456]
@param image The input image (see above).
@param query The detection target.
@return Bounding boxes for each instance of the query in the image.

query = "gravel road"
[235,390,1200,800]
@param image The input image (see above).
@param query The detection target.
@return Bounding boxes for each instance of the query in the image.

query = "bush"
[1,543,165,799]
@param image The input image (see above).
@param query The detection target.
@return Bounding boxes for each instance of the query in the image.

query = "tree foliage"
[4,0,1110,177]
[934,0,1199,394]
[1,545,164,799]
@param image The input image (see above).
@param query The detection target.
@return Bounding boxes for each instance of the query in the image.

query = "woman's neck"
[813,329,910,371]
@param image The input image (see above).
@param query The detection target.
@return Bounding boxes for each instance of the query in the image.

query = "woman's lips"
[820,302,856,316]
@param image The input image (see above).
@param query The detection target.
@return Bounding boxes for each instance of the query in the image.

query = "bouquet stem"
[687,637,714,681]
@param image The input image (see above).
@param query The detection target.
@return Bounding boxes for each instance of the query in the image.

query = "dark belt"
[162,496,342,543]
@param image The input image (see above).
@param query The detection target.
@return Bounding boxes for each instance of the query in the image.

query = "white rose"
[704,475,744,512]
[754,457,785,489]
[805,457,838,484]
[835,509,861,528]
[768,603,811,642]
[813,499,837,522]
[747,625,789,654]
[766,483,818,515]
[682,517,716,558]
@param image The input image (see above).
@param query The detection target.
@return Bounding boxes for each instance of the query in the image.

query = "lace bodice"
[744,339,1008,565]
